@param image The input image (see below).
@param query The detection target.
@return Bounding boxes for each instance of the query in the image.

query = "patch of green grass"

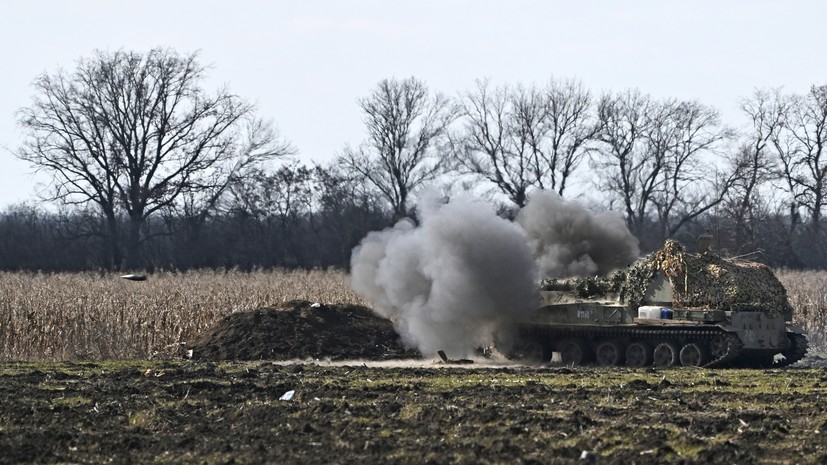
[51,395,93,407]
[398,403,423,421]
[127,409,158,429]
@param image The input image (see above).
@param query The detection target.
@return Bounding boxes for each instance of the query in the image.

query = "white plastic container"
[637,305,661,319]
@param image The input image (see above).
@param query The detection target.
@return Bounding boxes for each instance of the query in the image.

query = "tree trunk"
[104,213,122,271]
[124,213,143,270]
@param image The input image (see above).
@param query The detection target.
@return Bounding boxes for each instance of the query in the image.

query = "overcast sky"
[1,0,826,209]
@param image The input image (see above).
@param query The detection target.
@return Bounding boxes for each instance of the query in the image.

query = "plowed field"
[2,361,826,464]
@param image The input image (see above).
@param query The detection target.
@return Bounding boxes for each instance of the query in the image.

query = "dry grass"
[1,268,825,362]
[0,269,366,361]
[776,269,827,353]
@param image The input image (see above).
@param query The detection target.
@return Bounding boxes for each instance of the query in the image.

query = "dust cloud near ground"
[349,195,538,358]
[348,190,640,357]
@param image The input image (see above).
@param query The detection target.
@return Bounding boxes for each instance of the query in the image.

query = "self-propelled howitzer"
[497,240,808,368]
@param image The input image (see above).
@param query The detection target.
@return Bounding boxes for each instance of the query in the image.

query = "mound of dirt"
[188,300,420,361]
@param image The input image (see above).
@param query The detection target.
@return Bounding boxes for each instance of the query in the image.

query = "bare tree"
[592,89,654,237]
[539,78,598,195]
[17,48,292,269]
[453,79,536,207]
[773,85,827,232]
[650,100,735,239]
[223,162,314,265]
[724,88,787,251]
[341,77,458,220]
[453,78,597,207]
[167,117,293,249]
[768,84,827,264]
[593,90,733,243]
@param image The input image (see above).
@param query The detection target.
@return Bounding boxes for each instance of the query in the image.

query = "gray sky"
[1,0,825,208]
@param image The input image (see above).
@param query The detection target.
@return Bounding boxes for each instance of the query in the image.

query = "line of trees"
[6,48,827,271]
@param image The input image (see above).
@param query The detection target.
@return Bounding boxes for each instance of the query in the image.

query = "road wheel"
[595,341,624,366]
[679,343,709,367]
[516,341,551,364]
[709,334,729,359]
[625,342,653,367]
[559,340,589,366]
[653,342,680,367]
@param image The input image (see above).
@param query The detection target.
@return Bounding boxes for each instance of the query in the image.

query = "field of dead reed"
[776,269,827,352]
[0,268,825,362]
[0,269,366,361]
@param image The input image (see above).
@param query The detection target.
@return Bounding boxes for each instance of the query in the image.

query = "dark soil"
[5,302,826,463]
[2,361,827,464]
[187,300,420,361]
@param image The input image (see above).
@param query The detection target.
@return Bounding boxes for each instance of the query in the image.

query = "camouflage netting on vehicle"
[648,240,792,315]
[542,240,792,316]
[540,273,626,300]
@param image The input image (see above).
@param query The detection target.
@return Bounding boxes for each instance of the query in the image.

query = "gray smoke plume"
[350,190,640,356]
[349,196,538,356]
[516,190,639,278]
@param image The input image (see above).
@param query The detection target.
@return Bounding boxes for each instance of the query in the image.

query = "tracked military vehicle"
[498,240,808,368]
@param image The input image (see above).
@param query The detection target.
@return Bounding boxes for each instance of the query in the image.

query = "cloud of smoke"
[349,196,538,357]
[350,190,640,356]
[516,190,640,278]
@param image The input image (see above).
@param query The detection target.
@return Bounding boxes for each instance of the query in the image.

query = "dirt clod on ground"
[187,300,419,361]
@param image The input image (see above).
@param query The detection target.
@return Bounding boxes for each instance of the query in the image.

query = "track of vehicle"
[515,324,806,368]
[771,332,808,368]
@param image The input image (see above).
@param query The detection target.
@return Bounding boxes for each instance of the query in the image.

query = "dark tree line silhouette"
[0,165,387,271]
[7,48,827,271]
